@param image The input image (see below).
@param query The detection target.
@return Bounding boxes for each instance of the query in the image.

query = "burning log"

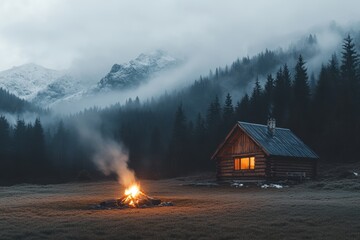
[117,184,161,208]
[95,183,172,209]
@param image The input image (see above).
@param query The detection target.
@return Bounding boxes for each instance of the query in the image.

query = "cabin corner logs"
[212,121,319,181]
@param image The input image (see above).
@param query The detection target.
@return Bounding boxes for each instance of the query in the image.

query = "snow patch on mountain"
[97,50,179,90]
[0,63,63,101]
[31,75,84,107]
[0,50,181,109]
[0,63,87,108]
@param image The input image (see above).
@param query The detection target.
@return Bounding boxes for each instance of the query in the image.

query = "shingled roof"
[212,121,319,159]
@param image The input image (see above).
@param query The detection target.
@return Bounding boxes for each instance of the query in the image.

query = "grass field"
[0,176,359,240]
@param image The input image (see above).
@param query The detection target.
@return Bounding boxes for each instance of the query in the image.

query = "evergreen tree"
[313,55,340,128]
[249,77,264,123]
[283,64,293,125]
[31,118,47,175]
[264,74,275,116]
[311,58,340,158]
[291,55,310,137]
[194,113,208,169]
[222,93,235,133]
[236,94,250,122]
[336,35,360,160]
[0,116,11,178]
[195,113,206,147]
[169,104,189,174]
[13,119,28,178]
[51,121,68,167]
[293,55,310,102]
[206,96,222,150]
[149,126,163,174]
[309,72,316,94]
[206,96,222,130]
[273,67,285,124]
[0,116,10,153]
[341,34,359,84]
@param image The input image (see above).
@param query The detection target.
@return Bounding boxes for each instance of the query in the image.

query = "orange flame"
[125,184,140,198]
[123,183,142,207]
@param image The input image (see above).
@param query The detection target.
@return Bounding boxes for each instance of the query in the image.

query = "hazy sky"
[0,0,359,81]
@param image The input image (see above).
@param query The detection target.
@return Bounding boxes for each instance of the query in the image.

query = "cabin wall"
[267,157,317,179]
[216,154,267,181]
[216,127,267,181]
[215,126,317,181]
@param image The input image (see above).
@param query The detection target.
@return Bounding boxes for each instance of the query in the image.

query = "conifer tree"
[0,116,11,178]
[222,93,235,133]
[341,34,359,84]
[13,119,28,177]
[0,116,10,153]
[206,96,222,154]
[273,67,288,125]
[31,118,47,174]
[264,74,275,116]
[291,55,310,137]
[169,104,188,174]
[236,94,250,122]
[336,35,360,160]
[293,55,310,103]
[250,77,266,123]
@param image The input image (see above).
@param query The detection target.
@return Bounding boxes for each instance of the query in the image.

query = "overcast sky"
[0,0,359,81]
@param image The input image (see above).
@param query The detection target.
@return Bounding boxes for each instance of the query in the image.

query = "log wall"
[216,127,267,181]
[215,126,317,181]
[268,157,317,179]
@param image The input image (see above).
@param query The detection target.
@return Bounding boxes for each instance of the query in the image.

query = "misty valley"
[1,34,359,184]
[1,2,360,239]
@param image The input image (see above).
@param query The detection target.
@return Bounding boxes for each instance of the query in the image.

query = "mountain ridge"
[97,50,179,90]
[0,50,180,108]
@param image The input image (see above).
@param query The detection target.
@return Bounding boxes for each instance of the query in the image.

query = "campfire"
[96,183,173,209]
[118,183,161,207]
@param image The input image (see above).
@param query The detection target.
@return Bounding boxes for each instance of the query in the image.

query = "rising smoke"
[93,139,136,187]
[76,117,136,186]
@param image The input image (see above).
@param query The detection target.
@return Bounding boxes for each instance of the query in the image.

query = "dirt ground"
[0,176,359,240]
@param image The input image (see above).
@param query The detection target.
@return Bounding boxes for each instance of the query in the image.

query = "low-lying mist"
[52,58,203,114]
[49,21,359,115]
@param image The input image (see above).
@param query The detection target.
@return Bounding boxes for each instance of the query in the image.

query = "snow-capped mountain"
[0,63,85,108]
[97,50,179,90]
[0,50,180,109]
[31,74,84,107]
[0,63,64,101]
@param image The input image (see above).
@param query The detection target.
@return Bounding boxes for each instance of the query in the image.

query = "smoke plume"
[76,118,136,187]
[93,140,135,187]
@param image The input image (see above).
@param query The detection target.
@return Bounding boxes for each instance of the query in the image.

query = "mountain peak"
[0,63,63,101]
[98,50,179,90]
[9,63,51,72]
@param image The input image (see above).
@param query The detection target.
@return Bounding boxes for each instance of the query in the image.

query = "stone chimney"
[267,118,276,136]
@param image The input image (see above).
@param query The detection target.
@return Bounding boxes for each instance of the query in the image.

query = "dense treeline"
[0,117,50,183]
[0,88,43,113]
[0,35,359,184]
[234,35,360,162]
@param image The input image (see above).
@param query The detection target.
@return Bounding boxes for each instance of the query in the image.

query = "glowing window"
[250,157,255,169]
[234,158,240,170]
[241,158,250,169]
[234,157,255,170]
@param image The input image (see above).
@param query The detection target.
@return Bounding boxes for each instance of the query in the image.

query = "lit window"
[234,158,240,170]
[241,158,250,169]
[250,157,255,169]
[234,157,255,170]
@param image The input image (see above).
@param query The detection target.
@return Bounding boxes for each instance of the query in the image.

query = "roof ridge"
[237,121,319,159]
[238,121,290,130]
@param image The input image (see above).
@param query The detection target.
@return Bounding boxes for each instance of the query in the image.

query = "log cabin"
[212,119,319,181]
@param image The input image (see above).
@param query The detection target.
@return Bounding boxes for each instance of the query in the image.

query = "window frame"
[234,156,256,171]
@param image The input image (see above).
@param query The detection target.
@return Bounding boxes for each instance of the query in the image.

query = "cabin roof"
[212,121,319,159]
